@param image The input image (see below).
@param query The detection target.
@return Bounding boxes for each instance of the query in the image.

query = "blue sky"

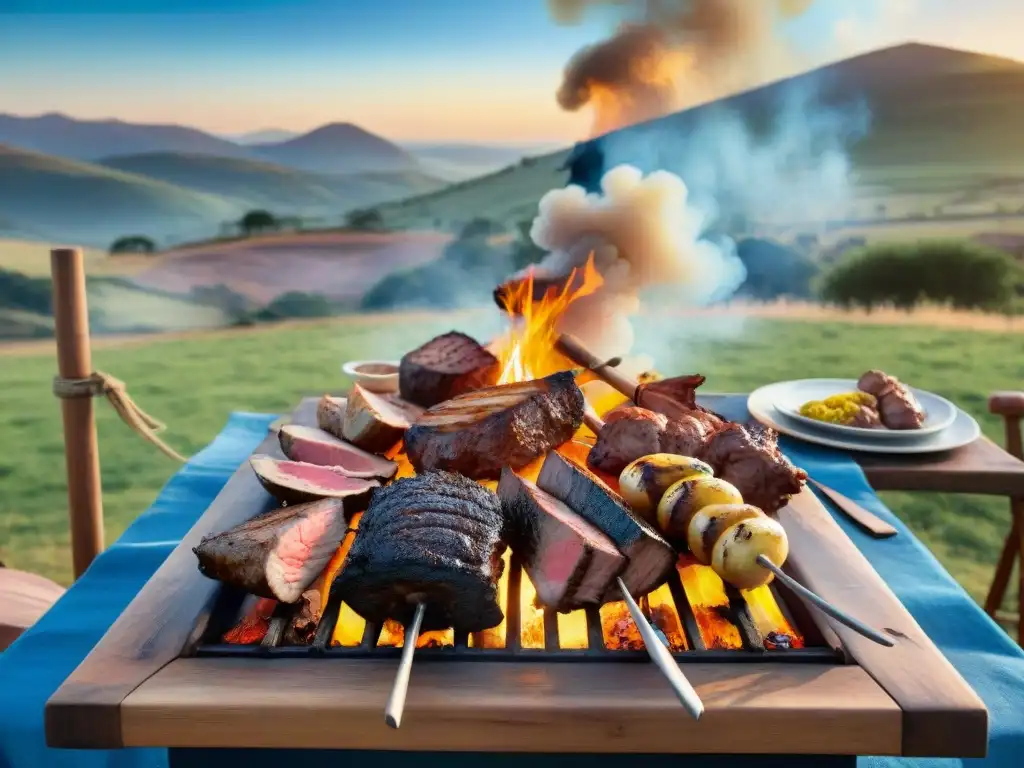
[1,0,1021,142]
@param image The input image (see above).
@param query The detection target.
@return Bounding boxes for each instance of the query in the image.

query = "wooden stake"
[51,248,104,578]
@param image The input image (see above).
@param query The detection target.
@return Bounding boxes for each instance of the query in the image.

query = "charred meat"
[194,498,349,604]
[331,471,507,633]
[498,467,625,611]
[588,406,709,476]
[404,371,585,480]
[340,385,423,454]
[857,370,925,430]
[399,331,500,408]
[536,452,676,599]
[698,423,808,515]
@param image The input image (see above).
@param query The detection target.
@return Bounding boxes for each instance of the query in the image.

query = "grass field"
[0,312,1020,629]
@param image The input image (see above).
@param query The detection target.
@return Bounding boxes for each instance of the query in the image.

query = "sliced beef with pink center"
[278,424,397,479]
[499,467,625,611]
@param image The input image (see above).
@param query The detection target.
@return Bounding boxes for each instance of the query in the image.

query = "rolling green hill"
[0,144,242,247]
[369,43,1024,233]
[98,152,444,216]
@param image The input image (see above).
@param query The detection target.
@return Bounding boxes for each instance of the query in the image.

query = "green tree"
[109,235,156,255]
[239,210,277,236]
[346,208,384,231]
[820,240,1020,312]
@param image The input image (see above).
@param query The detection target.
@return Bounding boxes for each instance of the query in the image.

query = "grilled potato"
[686,503,764,565]
[711,515,789,590]
[619,454,713,522]
[656,476,743,546]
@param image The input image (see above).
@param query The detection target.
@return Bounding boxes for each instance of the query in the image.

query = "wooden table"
[45,397,988,761]
[700,394,1024,498]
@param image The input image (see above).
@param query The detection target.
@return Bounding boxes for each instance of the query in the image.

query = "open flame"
[493,252,604,385]
[224,260,803,653]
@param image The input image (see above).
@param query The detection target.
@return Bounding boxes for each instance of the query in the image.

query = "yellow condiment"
[799,391,876,425]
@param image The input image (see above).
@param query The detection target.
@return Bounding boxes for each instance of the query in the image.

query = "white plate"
[771,378,957,440]
[748,382,980,455]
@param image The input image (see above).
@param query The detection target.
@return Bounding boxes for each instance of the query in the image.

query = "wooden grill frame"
[45,398,987,757]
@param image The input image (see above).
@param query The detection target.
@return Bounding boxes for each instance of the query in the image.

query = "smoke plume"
[550,0,818,134]
[528,164,747,361]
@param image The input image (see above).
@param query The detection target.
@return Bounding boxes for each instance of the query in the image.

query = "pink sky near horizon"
[2,0,1023,143]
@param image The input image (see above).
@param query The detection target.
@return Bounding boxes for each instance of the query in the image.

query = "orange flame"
[493,252,604,385]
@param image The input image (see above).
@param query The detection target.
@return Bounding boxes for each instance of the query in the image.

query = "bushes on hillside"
[734,238,819,300]
[109,235,157,255]
[346,208,384,231]
[820,240,1021,312]
[250,292,345,322]
[239,210,278,236]
[0,268,52,314]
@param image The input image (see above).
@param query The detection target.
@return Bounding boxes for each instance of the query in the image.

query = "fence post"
[50,247,104,578]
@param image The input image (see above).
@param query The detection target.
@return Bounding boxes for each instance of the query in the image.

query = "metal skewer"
[617,578,704,720]
[756,556,894,648]
[384,602,427,729]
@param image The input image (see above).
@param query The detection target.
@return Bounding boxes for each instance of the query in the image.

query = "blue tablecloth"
[1,408,1022,768]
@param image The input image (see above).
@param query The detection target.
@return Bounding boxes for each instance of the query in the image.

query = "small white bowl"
[342,360,400,394]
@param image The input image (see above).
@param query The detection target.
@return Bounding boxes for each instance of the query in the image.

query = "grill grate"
[190,553,841,664]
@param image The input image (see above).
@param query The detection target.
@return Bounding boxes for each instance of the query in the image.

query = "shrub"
[820,240,1021,312]
[252,292,338,321]
[734,238,819,301]
[109,235,157,255]
[239,210,277,236]
[346,208,384,231]
[0,268,52,314]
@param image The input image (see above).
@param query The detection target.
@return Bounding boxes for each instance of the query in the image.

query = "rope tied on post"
[52,371,187,462]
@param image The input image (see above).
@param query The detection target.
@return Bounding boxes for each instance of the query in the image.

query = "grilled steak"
[249,455,379,509]
[588,406,708,475]
[331,471,507,633]
[404,371,585,480]
[194,498,348,604]
[341,385,423,453]
[278,424,398,479]
[499,467,625,611]
[316,395,348,440]
[399,331,500,408]
[857,370,925,430]
[536,452,676,599]
[698,423,808,514]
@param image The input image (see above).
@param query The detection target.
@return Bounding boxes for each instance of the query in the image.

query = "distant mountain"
[0,112,249,161]
[0,144,241,246]
[403,142,558,181]
[370,42,1024,229]
[98,151,444,215]
[251,122,419,174]
[227,128,300,145]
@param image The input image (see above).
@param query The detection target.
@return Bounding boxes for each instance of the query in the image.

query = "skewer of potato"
[618,453,894,648]
[620,454,788,589]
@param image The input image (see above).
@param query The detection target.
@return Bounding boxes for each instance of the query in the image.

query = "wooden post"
[51,247,104,578]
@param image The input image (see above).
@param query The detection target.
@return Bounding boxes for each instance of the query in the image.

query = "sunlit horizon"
[2,0,1023,143]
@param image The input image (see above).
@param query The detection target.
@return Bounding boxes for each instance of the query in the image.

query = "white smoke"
[526,164,747,362]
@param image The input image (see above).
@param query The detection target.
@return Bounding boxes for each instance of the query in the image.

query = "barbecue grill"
[44,395,989,762]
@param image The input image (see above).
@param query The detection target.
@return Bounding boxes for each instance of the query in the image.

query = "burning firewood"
[340,385,423,454]
[194,498,351,604]
[398,331,500,408]
[404,371,585,480]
